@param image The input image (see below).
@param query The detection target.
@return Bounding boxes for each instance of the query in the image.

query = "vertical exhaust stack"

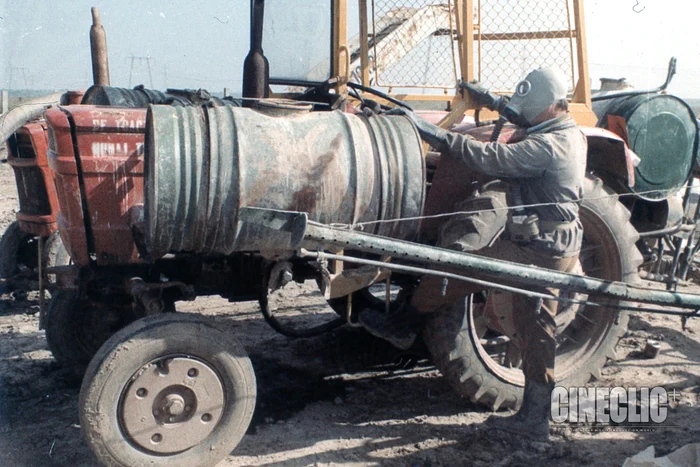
[242,0,269,107]
[90,7,111,86]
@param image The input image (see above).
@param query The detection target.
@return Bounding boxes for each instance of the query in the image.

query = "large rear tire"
[79,313,256,467]
[423,174,642,410]
[0,223,69,297]
[46,291,142,380]
[0,221,36,296]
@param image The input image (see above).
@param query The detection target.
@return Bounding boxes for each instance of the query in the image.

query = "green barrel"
[595,94,699,200]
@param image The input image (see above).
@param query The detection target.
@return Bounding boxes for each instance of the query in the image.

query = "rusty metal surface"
[7,122,60,237]
[45,108,90,265]
[144,105,425,259]
[298,219,700,312]
[45,106,147,266]
[89,7,110,86]
[179,205,700,313]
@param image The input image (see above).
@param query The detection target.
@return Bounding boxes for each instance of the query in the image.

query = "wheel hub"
[119,357,225,454]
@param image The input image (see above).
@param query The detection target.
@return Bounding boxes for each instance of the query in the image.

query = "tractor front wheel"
[79,313,256,467]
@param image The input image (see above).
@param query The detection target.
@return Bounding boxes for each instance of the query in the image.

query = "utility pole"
[128,55,154,88]
[8,66,29,89]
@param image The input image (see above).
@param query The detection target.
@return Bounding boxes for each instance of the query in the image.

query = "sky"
[1,0,699,97]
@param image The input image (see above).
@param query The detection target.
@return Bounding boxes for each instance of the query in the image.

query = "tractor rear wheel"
[423,174,642,410]
[0,223,69,298]
[46,291,142,381]
[79,313,256,467]
[0,221,37,297]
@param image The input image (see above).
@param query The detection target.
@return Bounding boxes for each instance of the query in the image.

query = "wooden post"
[571,0,591,106]
[359,0,370,86]
[333,0,349,95]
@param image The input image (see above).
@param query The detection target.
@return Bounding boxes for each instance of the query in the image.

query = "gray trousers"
[412,183,579,383]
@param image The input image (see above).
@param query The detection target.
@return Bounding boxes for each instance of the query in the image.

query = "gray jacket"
[441,115,586,257]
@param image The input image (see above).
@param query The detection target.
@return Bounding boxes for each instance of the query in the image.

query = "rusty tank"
[144,103,425,259]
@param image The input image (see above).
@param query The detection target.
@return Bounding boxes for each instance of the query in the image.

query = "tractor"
[2,1,700,465]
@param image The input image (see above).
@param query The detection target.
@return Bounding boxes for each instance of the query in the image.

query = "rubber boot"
[486,379,554,441]
[358,307,424,350]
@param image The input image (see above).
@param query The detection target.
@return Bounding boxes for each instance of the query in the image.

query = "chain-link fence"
[363,0,578,93]
[476,0,577,92]
[367,0,458,89]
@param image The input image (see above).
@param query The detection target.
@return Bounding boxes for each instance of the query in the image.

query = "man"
[359,67,586,441]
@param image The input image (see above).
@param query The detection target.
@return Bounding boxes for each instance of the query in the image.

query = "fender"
[581,126,640,191]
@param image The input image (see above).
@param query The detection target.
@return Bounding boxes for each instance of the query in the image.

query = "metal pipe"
[38,236,46,330]
[347,82,413,110]
[242,0,269,106]
[301,221,700,310]
[0,92,64,143]
[637,224,688,238]
[90,7,110,86]
[301,250,700,318]
[592,57,676,102]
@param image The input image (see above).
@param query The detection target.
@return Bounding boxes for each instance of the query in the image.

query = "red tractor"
[3,2,700,466]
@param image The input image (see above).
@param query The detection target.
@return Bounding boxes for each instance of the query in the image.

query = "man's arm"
[383,107,553,179]
[443,132,554,179]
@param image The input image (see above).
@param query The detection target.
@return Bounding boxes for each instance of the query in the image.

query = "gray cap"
[507,67,568,125]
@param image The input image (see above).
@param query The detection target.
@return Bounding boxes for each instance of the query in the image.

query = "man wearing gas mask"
[360,67,586,441]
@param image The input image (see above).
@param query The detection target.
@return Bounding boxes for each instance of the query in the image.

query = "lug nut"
[164,394,186,416]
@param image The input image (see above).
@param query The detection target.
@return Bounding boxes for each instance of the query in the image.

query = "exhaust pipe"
[242,0,269,107]
[90,7,110,86]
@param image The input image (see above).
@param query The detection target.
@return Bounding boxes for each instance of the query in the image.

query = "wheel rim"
[119,356,225,454]
[468,205,624,386]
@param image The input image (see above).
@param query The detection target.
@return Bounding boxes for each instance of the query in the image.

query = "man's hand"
[360,98,383,116]
[383,107,449,152]
[384,107,410,117]
[460,81,506,111]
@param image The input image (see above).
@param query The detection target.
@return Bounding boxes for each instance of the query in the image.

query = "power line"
[8,66,29,89]
[128,55,154,88]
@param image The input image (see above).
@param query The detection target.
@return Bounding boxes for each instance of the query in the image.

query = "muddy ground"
[0,153,699,466]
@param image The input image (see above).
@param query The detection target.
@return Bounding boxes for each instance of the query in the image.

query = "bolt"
[164,394,186,416]
[151,433,162,444]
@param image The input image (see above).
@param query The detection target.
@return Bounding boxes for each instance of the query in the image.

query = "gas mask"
[503,67,569,127]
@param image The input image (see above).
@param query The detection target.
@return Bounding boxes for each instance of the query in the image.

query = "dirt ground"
[0,152,699,467]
